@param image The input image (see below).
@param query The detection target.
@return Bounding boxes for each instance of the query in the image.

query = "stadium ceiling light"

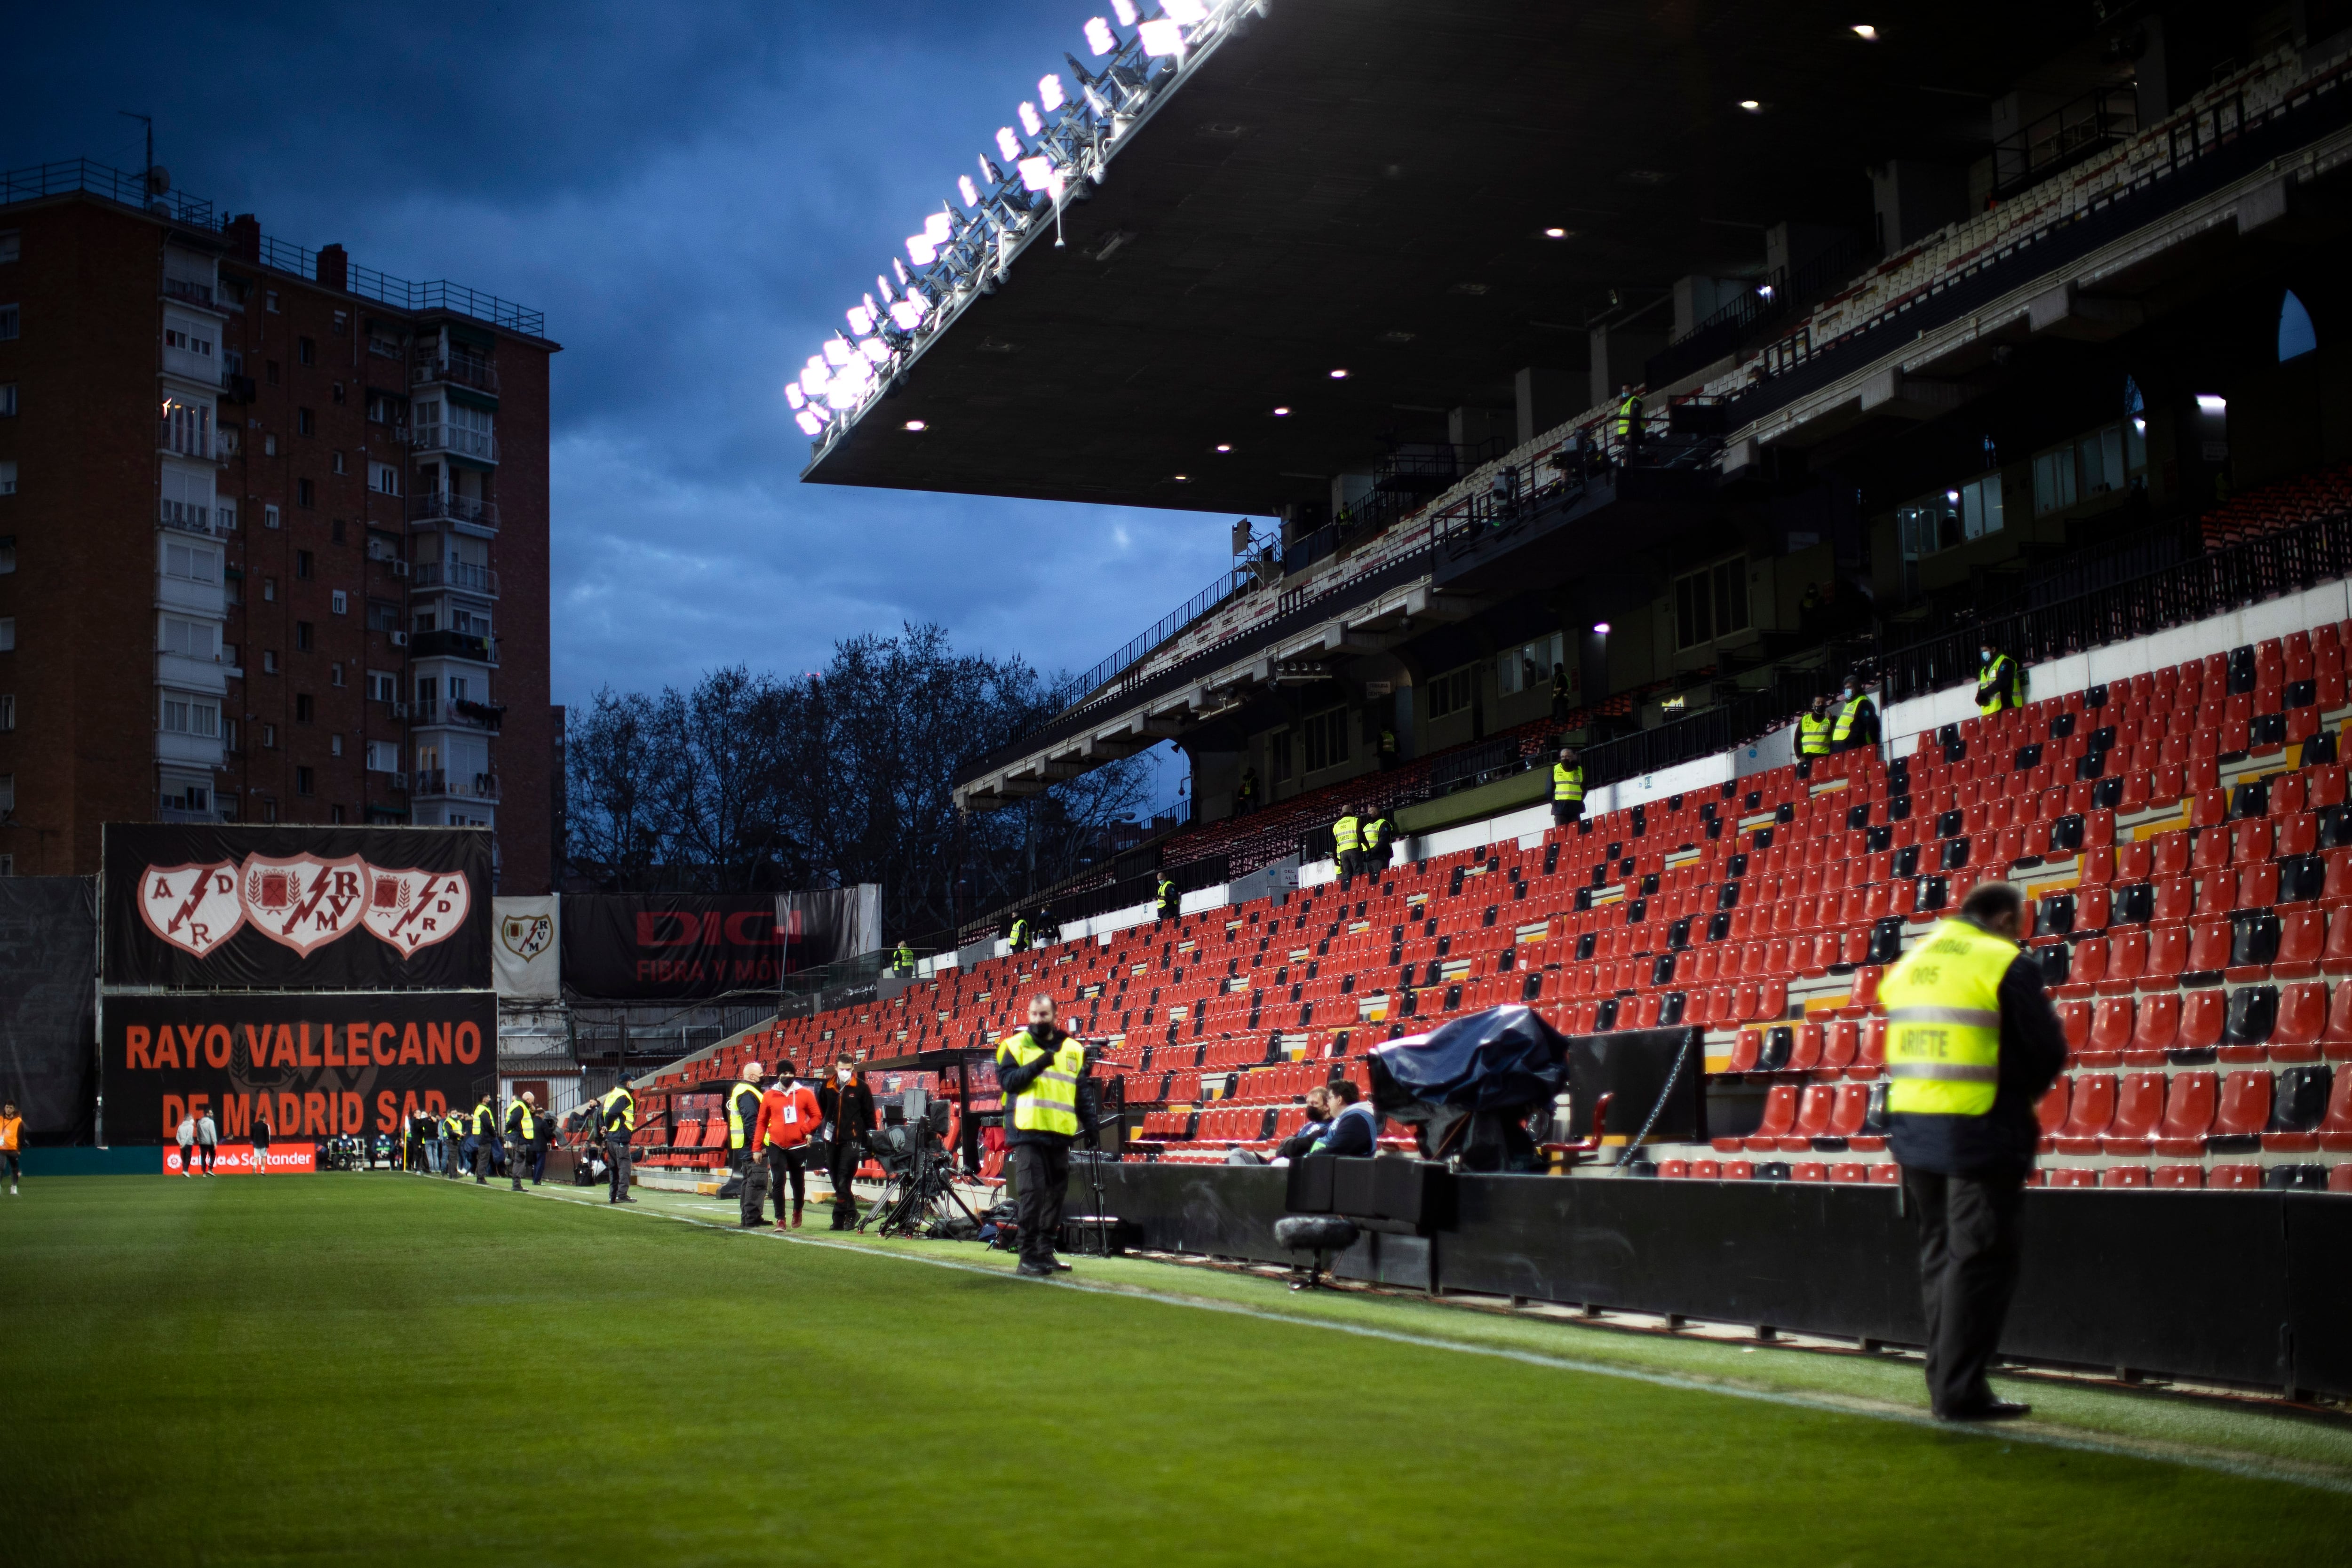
[1216,443,1232,452]
[1271,406,1291,416]
[904,420,928,431]
[1161,0,1209,20]
[1738,99,1762,112]
[784,384,806,410]
[1592,621,1612,634]
[1328,368,1349,379]
[1543,226,1570,238]
[795,410,825,435]
[2197,394,2228,414]
[1173,473,1190,482]
[1851,23,1877,39]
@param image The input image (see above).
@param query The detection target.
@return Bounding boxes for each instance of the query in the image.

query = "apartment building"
[0,160,558,889]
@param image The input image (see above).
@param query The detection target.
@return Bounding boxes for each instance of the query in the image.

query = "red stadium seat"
[2052,1074,2117,1153]
[2101,1071,2165,1153]
[2214,1071,2273,1137]
[2152,1072,2218,1155]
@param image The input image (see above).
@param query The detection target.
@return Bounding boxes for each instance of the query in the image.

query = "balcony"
[412,422,498,464]
[158,500,222,537]
[411,696,505,732]
[413,768,500,802]
[413,560,500,596]
[156,651,229,695]
[407,489,500,533]
[409,629,498,664]
[411,354,500,397]
[159,418,216,462]
[162,277,236,315]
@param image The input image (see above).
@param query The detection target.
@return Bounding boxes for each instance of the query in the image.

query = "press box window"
[2034,421,2145,516]
[1497,632,1566,696]
[1301,706,1350,774]
[1428,666,1475,720]
[1674,557,1749,650]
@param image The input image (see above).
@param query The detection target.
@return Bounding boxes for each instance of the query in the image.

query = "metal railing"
[161,276,234,313]
[410,697,502,731]
[157,500,219,536]
[412,422,498,462]
[412,354,500,395]
[1064,563,1257,709]
[0,158,215,226]
[412,769,501,802]
[407,490,500,529]
[1881,507,2352,705]
[1990,84,2139,200]
[413,561,499,595]
[1645,236,1864,392]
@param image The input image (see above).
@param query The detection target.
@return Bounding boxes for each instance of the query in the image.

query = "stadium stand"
[637,599,2352,1194]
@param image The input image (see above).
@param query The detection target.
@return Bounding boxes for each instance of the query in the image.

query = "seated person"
[1310,1079,1379,1156]
[1271,1086,1335,1162]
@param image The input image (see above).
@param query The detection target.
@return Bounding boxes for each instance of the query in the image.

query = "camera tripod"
[859,1137,985,1238]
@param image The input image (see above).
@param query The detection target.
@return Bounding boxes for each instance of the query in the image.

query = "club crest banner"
[492,896,560,999]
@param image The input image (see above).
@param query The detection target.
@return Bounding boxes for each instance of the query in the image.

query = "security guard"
[502,1090,539,1192]
[891,941,915,976]
[994,994,1094,1278]
[1233,766,1258,817]
[1155,874,1179,922]
[469,1095,499,1183]
[1797,694,1834,758]
[1550,662,1572,722]
[724,1061,765,1177]
[1377,725,1399,769]
[598,1082,638,1204]
[1008,914,1032,953]
[1362,810,1395,876]
[1333,805,1365,891]
[1830,676,1878,753]
[1880,882,2065,1422]
[1551,747,1585,827]
[1976,643,2023,714]
[1613,382,1644,459]
[441,1108,468,1179]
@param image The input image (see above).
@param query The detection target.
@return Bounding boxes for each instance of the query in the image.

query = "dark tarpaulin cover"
[1367,1004,1568,1121]
[0,877,99,1143]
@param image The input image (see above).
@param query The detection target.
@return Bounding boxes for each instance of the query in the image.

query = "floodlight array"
[787,1,1260,440]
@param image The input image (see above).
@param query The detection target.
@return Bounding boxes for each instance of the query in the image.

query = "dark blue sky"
[5,2,1240,764]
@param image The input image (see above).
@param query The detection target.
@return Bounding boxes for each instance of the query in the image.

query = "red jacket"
[755,1085,822,1150]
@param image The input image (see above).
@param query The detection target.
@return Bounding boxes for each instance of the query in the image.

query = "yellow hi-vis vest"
[1553,763,1584,804]
[1363,817,1388,851]
[1009,918,1030,950]
[473,1102,496,1137]
[1615,394,1642,437]
[443,1113,465,1139]
[997,1029,1083,1137]
[1797,712,1832,756]
[1832,695,1870,745]
[600,1086,636,1134]
[726,1079,762,1149]
[507,1100,536,1141]
[1880,917,2014,1116]
[1978,654,2021,715]
[1156,878,1177,911]
[1334,815,1363,854]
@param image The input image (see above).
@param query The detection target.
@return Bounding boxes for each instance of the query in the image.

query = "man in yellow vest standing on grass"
[599,1083,638,1205]
[725,1062,765,1178]
[1880,881,2066,1423]
[994,994,1094,1278]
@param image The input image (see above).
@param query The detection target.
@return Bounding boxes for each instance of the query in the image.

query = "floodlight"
[904,420,928,431]
[1851,24,1877,39]
[1173,473,1190,482]
[893,257,911,287]
[1163,0,1208,21]
[1216,443,1232,452]
[1757,284,1775,299]
[859,338,890,364]
[1139,17,1184,55]
[1040,73,1066,111]
[958,174,981,207]
[1019,101,1044,136]
[1112,0,1138,23]
[1738,99,1761,111]
[1018,155,1055,192]
[795,410,824,435]
[2196,394,2228,414]
[906,234,938,265]
[1946,490,1960,503]
[890,299,927,330]
[847,304,875,336]
[825,339,853,366]
[1272,406,1290,416]
[1543,227,1568,238]
[784,384,806,410]
[2131,416,2147,436]
[1328,368,1348,379]
[1593,622,1612,634]
[995,126,1023,162]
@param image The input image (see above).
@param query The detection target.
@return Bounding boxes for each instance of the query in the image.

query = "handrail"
[1061,564,1257,712]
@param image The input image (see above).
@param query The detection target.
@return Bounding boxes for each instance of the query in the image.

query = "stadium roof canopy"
[801,0,2095,518]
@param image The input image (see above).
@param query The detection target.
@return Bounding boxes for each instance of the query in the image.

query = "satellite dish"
[146,166,171,196]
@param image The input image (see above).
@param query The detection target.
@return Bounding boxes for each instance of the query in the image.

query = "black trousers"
[1902,1168,2026,1415]
[764,1146,806,1221]
[604,1133,633,1202]
[827,1136,863,1224]
[1012,1142,1070,1268]
[1336,848,1364,890]
[197,1144,216,1174]
[1552,799,1583,827]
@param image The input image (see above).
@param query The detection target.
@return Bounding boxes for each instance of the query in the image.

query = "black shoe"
[1938,1399,2032,1422]
[1048,1259,1073,1273]
[475,1178,486,1185]
[1015,1263,1055,1278]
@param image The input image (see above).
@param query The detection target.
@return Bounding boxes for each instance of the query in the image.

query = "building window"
[1301,707,1350,774]
[1674,557,1749,650]
[295,621,313,652]
[262,650,278,674]
[330,804,346,824]
[330,590,348,615]
[0,383,15,416]
[366,669,398,702]
[330,662,345,687]
[163,315,214,361]
[330,733,344,757]
[0,304,19,341]
[298,336,316,366]
[0,773,11,812]
[162,540,222,583]
[366,739,400,772]
[296,478,314,508]
[261,576,276,602]
[159,781,209,814]
[295,549,314,580]
[295,694,314,724]
[295,766,315,796]
[0,616,12,652]
[333,452,347,477]
[265,358,281,384]
[159,691,220,737]
[0,537,12,573]
[331,518,346,545]
[2033,421,2144,516]
[331,382,347,405]
[367,601,400,633]
[369,461,400,495]
[264,504,281,530]
[261,723,276,748]
[2281,289,2318,362]
[1268,728,1292,784]
[0,694,12,730]
[0,460,15,496]
[297,407,315,436]
[0,231,16,263]
[215,500,237,531]
[1497,632,1566,697]
[265,289,279,314]
[158,616,218,658]
[1428,666,1475,720]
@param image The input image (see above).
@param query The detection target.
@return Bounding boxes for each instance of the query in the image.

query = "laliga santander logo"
[138,854,471,960]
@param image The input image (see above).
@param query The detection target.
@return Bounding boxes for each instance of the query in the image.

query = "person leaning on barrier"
[1362,810,1395,877]
[1008,914,1032,954]
[1882,881,2066,1422]
[725,1060,765,1178]
[1333,805,1365,891]
[1830,674,1879,753]
[1977,642,2024,715]
[1155,873,1179,923]
[1552,748,1585,827]
[818,1061,876,1230]
[1614,382,1644,459]
[503,1090,540,1193]
[1797,694,1833,759]
[891,940,916,977]
[995,993,1095,1278]
[598,1082,638,1204]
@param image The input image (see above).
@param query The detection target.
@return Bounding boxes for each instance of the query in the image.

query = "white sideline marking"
[469,1180,2352,1496]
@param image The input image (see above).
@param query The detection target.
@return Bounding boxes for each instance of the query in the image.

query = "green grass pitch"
[6,1173,2349,1564]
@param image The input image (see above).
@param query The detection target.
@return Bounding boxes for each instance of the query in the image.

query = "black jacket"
[1888,948,2067,1179]
[996,1026,1097,1148]
[819,1080,876,1139]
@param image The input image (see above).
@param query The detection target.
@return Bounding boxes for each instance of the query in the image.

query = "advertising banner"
[101,824,491,990]
[102,990,495,1145]
[162,1144,318,1175]
[492,895,560,999]
[561,893,797,1000]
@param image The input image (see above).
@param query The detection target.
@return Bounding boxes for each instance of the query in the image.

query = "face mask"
[1981,650,1993,664]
